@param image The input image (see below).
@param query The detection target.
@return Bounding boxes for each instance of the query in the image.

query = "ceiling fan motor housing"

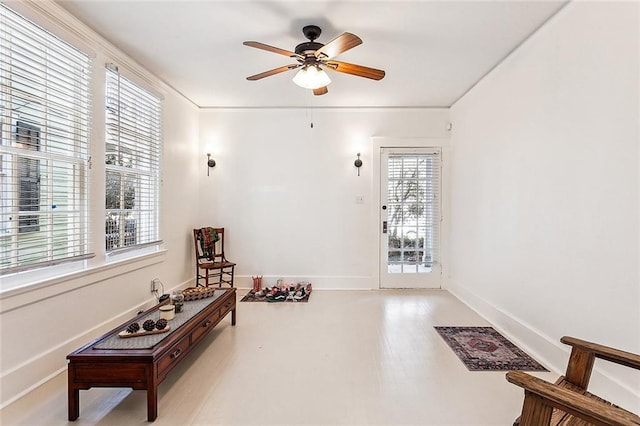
[296,25,324,57]
[295,41,324,56]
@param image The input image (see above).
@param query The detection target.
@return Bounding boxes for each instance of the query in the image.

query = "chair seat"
[550,377,630,426]
[198,260,236,269]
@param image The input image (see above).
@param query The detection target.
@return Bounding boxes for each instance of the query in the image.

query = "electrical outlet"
[150,279,157,293]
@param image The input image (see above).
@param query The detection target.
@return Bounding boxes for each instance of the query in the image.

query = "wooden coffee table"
[67,287,236,421]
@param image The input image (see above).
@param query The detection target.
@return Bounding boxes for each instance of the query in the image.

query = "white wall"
[449,1,639,409]
[198,108,449,289]
[0,3,201,408]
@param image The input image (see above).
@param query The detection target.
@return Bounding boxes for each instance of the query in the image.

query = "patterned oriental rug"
[434,326,547,371]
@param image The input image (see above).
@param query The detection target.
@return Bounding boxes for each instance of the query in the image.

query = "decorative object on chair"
[435,326,547,371]
[206,153,216,176]
[507,336,640,426]
[193,227,236,287]
[354,153,363,176]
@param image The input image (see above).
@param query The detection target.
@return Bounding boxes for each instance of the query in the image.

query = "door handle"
[382,221,387,234]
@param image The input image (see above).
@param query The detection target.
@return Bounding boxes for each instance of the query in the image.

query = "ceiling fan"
[243,25,385,96]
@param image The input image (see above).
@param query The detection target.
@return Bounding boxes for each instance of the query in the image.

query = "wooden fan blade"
[246,64,299,81]
[313,86,328,96]
[243,41,300,58]
[315,33,362,59]
[325,60,385,80]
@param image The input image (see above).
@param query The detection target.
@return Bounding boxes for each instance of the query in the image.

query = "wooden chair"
[507,336,640,426]
[193,227,235,287]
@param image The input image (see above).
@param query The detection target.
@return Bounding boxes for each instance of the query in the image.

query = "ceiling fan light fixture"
[292,65,331,90]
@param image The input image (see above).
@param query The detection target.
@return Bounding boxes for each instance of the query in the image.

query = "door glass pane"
[386,154,435,274]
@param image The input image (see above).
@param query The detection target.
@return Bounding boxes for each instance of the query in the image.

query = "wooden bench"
[507,336,640,426]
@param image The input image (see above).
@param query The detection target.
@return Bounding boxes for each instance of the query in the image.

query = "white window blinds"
[0,4,92,274]
[387,150,441,270]
[105,65,161,253]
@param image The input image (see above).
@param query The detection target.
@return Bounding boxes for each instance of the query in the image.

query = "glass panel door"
[380,148,441,288]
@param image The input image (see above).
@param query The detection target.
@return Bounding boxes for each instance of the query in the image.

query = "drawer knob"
[203,320,212,328]
[171,348,182,359]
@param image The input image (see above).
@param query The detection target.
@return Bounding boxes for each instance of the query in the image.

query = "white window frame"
[0,4,92,276]
[104,65,161,255]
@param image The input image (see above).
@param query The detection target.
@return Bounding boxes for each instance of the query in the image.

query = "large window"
[105,66,161,252]
[0,4,92,274]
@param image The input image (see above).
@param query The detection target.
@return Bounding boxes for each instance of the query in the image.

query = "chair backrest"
[193,227,226,263]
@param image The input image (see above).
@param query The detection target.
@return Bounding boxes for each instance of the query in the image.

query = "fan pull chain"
[307,103,314,128]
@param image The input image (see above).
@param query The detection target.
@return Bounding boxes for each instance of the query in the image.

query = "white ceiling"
[55,0,567,108]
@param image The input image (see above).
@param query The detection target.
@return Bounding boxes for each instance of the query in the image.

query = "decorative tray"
[119,326,171,338]
[182,286,218,301]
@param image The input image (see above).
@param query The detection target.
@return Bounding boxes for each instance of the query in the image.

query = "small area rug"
[240,290,310,303]
[434,326,547,371]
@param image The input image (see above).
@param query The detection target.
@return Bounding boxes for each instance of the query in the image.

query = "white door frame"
[371,137,448,289]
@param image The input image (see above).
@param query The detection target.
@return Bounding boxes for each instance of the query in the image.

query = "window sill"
[0,249,167,313]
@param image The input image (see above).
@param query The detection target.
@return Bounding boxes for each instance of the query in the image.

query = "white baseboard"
[233,274,375,290]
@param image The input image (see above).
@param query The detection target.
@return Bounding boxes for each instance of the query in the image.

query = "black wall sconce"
[207,153,216,176]
[354,153,363,176]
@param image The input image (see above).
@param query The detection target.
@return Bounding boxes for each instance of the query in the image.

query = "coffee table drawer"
[192,309,220,343]
[220,299,234,316]
[158,336,190,376]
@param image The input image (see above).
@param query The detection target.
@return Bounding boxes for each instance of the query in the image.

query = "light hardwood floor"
[1,289,554,425]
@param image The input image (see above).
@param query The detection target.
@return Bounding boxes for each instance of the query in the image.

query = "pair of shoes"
[293,288,307,300]
[266,291,286,302]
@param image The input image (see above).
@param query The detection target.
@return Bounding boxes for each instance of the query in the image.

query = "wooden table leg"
[67,380,80,421]
[68,368,79,421]
[147,385,158,421]
[68,387,79,421]
[231,307,236,326]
